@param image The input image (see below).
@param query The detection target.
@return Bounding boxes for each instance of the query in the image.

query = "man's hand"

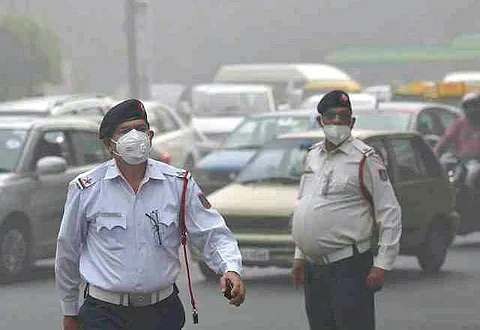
[63,315,79,330]
[366,266,385,292]
[292,259,305,289]
[220,271,245,306]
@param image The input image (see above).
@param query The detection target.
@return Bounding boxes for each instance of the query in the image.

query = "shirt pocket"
[326,174,358,196]
[157,208,180,248]
[95,213,127,250]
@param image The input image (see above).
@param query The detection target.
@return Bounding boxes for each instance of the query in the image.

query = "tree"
[0,14,62,101]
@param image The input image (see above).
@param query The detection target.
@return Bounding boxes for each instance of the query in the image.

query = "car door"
[387,136,441,235]
[150,105,194,167]
[29,129,82,255]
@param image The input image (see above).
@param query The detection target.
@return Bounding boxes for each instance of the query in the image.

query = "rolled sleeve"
[55,183,87,316]
[185,177,243,277]
[364,156,402,271]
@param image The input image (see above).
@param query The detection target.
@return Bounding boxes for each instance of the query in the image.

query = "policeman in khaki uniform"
[55,99,245,330]
[291,90,402,330]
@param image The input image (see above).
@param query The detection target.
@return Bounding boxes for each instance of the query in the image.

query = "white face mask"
[111,129,151,164]
[322,125,351,146]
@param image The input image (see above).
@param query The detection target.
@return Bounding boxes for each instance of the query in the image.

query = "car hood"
[192,117,244,134]
[197,150,257,172]
[208,183,298,217]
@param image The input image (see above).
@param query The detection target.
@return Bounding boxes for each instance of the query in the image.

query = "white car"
[190,84,276,152]
[301,93,378,110]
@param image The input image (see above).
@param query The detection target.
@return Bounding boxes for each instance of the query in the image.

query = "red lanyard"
[179,170,199,324]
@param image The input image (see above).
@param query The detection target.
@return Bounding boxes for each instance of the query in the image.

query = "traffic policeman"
[291,90,402,330]
[55,99,246,330]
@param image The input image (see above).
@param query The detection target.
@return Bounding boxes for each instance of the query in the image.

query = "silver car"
[0,116,109,281]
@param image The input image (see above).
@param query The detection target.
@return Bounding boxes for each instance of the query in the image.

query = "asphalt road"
[1,234,480,330]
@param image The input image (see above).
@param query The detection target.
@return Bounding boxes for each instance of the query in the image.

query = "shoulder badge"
[197,193,212,209]
[73,164,106,190]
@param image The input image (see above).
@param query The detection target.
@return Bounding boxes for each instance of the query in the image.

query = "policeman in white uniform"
[291,90,402,330]
[55,99,245,330]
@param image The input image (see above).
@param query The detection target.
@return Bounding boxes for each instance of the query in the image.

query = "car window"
[71,131,110,165]
[224,116,311,149]
[149,106,180,133]
[411,136,443,177]
[416,111,436,135]
[437,109,459,134]
[0,129,28,172]
[32,130,74,168]
[391,138,426,182]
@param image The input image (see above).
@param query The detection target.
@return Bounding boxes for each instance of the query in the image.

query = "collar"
[103,158,166,181]
[320,135,354,155]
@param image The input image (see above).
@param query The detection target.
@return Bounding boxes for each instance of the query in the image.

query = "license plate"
[240,247,270,262]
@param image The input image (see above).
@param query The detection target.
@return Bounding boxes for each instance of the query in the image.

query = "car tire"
[0,222,31,282]
[198,261,220,281]
[417,220,449,273]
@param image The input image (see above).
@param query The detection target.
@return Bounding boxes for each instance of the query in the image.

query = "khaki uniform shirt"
[292,136,402,270]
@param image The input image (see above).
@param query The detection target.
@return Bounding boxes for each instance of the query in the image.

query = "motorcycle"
[439,152,480,235]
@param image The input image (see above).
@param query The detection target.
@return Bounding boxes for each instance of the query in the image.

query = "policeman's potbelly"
[292,191,373,258]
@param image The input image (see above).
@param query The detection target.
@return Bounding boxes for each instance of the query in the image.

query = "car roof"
[0,115,99,131]
[0,94,110,114]
[192,84,273,93]
[215,63,353,82]
[443,71,480,82]
[247,109,316,118]
[357,101,462,114]
[278,128,418,141]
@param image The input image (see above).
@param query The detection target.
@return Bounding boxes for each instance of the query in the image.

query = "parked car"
[190,84,277,152]
[0,116,110,281]
[0,94,114,119]
[352,101,462,148]
[191,129,459,279]
[194,109,316,194]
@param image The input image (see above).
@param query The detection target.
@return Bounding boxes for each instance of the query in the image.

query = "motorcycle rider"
[435,92,480,168]
[434,93,480,233]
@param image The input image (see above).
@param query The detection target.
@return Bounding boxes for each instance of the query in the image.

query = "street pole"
[125,0,140,98]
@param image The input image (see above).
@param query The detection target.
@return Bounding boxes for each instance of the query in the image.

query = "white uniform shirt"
[292,136,402,270]
[55,158,242,316]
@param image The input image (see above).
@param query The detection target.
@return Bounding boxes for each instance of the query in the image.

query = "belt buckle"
[128,293,151,307]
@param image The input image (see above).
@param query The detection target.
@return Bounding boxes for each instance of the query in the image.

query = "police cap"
[99,99,149,139]
[316,90,352,115]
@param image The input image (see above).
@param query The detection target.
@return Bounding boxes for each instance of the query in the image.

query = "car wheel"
[0,223,31,282]
[198,261,220,281]
[417,220,449,273]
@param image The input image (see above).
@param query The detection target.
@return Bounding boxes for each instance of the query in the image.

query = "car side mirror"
[36,156,67,176]
[423,134,441,149]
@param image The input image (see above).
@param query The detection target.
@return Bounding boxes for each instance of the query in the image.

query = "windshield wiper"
[239,176,299,185]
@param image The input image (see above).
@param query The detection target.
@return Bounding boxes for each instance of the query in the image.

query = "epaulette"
[162,166,192,179]
[74,166,104,190]
[308,141,323,151]
[351,139,374,157]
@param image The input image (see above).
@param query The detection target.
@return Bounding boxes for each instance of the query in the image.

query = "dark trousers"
[304,249,375,330]
[78,288,185,330]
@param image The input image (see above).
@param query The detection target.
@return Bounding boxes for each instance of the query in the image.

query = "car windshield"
[224,115,313,149]
[192,89,271,116]
[354,111,412,131]
[236,138,315,184]
[0,129,28,172]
